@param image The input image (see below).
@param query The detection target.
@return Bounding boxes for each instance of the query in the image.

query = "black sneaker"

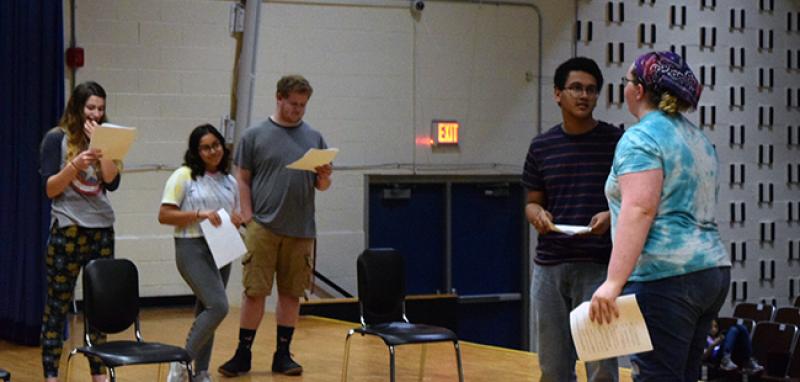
[218,347,251,377]
[272,351,303,376]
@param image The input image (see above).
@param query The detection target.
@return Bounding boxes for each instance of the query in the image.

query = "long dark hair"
[183,124,231,179]
[59,81,108,159]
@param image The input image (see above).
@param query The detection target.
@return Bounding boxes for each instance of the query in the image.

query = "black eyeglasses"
[199,142,222,153]
[563,85,599,98]
[621,76,638,85]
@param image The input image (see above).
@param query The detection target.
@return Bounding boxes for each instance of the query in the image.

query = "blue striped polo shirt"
[522,121,623,265]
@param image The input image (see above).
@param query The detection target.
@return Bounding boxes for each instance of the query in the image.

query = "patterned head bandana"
[633,51,702,109]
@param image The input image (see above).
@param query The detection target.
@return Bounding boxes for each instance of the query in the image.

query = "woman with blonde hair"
[39,81,121,382]
[589,52,731,381]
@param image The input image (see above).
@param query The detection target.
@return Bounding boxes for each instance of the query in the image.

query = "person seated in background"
[704,319,764,373]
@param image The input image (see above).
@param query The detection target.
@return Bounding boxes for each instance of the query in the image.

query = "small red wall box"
[66,47,84,68]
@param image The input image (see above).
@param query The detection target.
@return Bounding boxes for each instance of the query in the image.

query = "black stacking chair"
[750,322,798,379]
[794,296,800,308]
[65,258,193,382]
[0,368,9,381]
[733,302,776,322]
[341,248,464,382]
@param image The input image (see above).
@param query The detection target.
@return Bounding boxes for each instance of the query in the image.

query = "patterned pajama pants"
[41,224,114,378]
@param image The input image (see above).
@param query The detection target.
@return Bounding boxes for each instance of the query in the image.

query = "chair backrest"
[750,321,798,377]
[775,307,800,326]
[795,296,800,308]
[733,302,775,322]
[356,248,405,325]
[82,258,140,335]
[717,316,755,336]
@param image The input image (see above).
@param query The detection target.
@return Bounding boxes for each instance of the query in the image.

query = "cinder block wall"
[65,0,573,307]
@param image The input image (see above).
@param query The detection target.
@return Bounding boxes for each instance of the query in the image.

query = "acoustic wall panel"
[577,0,800,312]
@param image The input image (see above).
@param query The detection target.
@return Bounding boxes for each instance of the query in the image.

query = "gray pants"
[175,238,231,372]
[532,262,618,382]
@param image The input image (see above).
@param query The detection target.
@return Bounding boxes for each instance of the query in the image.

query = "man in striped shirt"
[522,57,622,382]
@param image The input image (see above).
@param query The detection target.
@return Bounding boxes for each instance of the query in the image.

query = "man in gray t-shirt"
[219,75,332,377]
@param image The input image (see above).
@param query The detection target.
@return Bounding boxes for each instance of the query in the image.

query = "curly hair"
[183,124,231,179]
[641,86,693,116]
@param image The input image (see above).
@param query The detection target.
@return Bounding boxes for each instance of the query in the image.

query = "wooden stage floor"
[0,307,632,381]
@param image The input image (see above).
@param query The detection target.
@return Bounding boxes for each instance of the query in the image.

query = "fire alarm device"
[66,47,84,68]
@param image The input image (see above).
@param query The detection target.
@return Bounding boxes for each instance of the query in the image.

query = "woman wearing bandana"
[588,52,731,381]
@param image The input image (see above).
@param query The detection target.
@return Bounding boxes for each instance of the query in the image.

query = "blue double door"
[368,177,529,350]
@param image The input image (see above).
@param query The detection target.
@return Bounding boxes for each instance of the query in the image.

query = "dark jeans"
[718,324,752,364]
[624,266,731,382]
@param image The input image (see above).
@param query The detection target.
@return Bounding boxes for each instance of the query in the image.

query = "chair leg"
[453,341,464,382]
[65,349,77,382]
[109,367,116,382]
[417,344,428,382]
[186,361,194,382]
[389,345,397,382]
[341,329,355,382]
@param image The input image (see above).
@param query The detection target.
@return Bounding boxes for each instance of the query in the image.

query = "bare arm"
[158,204,222,227]
[98,156,119,184]
[525,190,555,234]
[590,168,662,324]
[45,149,99,198]
[236,166,253,224]
[46,160,81,199]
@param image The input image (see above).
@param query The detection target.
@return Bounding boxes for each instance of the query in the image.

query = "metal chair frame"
[341,249,464,382]
[64,259,193,382]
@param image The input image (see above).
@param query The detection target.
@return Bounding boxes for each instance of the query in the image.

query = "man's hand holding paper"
[286,148,338,172]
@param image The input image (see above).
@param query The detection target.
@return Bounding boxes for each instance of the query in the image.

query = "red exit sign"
[432,120,459,146]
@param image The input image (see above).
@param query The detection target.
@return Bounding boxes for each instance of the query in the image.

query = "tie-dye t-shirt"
[605,110,730,282]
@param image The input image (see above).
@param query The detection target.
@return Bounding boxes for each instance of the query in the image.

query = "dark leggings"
[41,224,114,378]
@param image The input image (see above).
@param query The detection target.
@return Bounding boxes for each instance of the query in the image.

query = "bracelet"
[195,210,200,220]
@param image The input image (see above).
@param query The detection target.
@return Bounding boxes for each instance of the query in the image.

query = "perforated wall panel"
[577,0,800,313]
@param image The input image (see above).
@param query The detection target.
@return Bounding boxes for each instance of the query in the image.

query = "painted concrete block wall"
[65,0,563,307]
[66,0,238,300]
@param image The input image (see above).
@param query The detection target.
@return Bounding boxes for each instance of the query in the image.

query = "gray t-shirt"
[40,128,120,228]
[234,118,327,238]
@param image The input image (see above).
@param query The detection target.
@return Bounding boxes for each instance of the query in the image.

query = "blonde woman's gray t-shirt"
[39,128,120,228]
